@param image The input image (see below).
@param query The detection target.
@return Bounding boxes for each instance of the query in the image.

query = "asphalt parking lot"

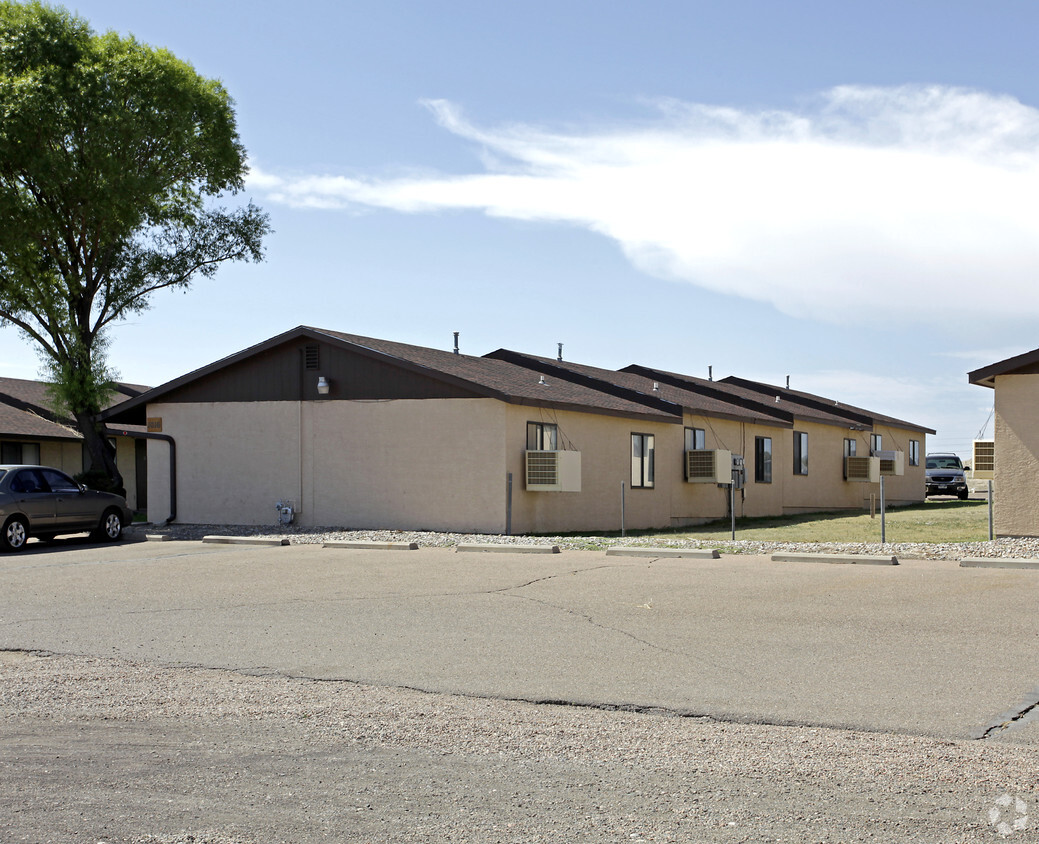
[2,536,1037,745]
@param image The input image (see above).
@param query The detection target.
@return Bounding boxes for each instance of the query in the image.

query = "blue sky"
[8,1,1039,455]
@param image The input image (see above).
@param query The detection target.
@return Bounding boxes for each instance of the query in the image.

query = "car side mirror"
[77,483,87,493]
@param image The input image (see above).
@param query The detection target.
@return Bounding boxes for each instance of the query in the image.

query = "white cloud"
[248,86,1039,325]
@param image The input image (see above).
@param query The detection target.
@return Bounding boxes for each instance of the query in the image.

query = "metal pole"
[621,482,626,537]
[730,483,736,541]
[880,475,886,544]
[988,479,994,540]
[506,472,512,536]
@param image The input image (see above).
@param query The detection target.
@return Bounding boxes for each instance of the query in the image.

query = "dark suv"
[925,453,969,500]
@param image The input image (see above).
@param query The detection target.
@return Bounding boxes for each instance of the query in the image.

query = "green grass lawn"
[617,499,991,544]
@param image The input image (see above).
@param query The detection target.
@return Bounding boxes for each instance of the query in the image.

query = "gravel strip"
[3,652,1038,843]
[133,523,1039,561]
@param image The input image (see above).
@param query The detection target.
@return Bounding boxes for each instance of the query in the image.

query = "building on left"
[0,376,149,511]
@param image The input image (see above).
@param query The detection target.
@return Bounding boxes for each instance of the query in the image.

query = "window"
[844,438,857,458]
[1,441,40,465]
[631,433,655,488]
[793,431,808,475]
[526,422,558,450]
[909,440,920,466]
[754,437,772,483]
[40,467,80,494]
[870,433,882,454]
[10,468,45,493]
[685,427,706,451]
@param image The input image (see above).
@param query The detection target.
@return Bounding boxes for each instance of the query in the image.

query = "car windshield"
[926,458,962,470]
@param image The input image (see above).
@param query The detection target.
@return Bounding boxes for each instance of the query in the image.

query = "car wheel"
[93,508,123,542]
[958,490,969,500]
[1,515,29,552]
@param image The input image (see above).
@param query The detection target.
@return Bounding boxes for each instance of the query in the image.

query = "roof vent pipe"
[708,366,713,381]
[557,342,563,362]
[538,375,547,386]
[786,375,790,389]
[453,332,459,355]
[652,382,660,392]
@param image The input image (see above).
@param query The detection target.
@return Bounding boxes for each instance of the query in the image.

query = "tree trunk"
[75,411,124,495]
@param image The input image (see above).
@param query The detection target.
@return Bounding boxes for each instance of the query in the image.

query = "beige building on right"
[969,348,1039,537]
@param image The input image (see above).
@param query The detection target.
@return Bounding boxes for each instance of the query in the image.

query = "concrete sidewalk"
[1,538,1037,744]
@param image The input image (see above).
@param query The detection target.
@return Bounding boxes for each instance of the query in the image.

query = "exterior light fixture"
[317,376,331,395]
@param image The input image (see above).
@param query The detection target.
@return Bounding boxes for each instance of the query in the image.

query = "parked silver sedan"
[0,465,133,551]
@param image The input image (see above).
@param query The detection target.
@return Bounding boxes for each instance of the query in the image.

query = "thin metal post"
[730,483,736,541]
[506,472,513,536]
[880,475,886,544]
[988,479,994,540]
[621,482,626,537]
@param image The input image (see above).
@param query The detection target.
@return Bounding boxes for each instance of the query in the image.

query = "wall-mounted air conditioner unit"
[685,449,732,483]
[875,450,904,476]
[972,439,994,480]
[845,455,880,483]
[525,450,581,492]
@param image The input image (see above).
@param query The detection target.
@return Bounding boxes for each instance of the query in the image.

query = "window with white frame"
[844,438,857,458]
[870,433,882,454]
[909,439,919,466]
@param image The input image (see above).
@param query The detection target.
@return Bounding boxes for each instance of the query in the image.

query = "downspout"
[110,429,177,524]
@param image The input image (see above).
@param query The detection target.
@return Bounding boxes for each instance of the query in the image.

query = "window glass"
[10,468,45,493]
[793,432,808,475]
[871,434,882,454]
[40,468,79,494]
[1,442,41,465]
[755,437,772,483]
[631,433,655,488]
[526,422,558,451]
[844,439,857,458]
[685,428,706,451]
[909,440,920,466]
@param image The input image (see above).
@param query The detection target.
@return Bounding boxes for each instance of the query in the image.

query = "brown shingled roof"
[719,376,935,434]
[0,377,149,441]
[102,326,682,425]
[486,350,791,427]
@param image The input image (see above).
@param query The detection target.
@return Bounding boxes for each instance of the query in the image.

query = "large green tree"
[0,1,270,490]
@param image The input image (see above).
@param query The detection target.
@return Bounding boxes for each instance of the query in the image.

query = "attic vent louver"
[304,344,320,370]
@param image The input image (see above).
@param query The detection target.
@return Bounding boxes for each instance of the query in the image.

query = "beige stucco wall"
[147,399,508,531]
[144,397,928,533]
[774,422,925,514]
[38,440,83,474]
[993,375,1039,536]
[870,423,926,506]
[672,416,786,523]
[505,406,680,534]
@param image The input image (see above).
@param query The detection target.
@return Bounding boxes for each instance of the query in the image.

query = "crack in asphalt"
[974,685,1039,739]
[0,647,928,742]
[490,558,751,679]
